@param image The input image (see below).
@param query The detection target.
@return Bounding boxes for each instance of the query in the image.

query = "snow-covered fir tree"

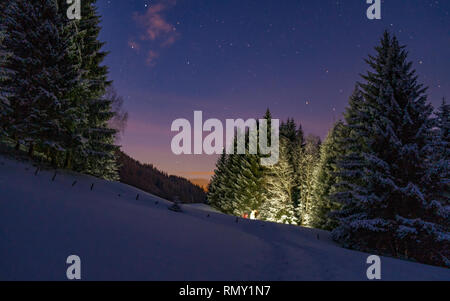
[331,31,449,267]
[0,86,9,138]
[0,0,119,180]
[280,118,298,142]
[0,28,12,138]
[297,134,321,226]
[209,138,239,214]
[232,152,265,216]
[84,95,119,180]
[229,111,273,216]
[208,111,274,216]
[209,114,316,225]
[219,153,244,213]
[71,0,119,180]
[0,0,87,159]
[207,152,227,207]
[428,99,450,207]
[257,119,306,225]
[280,118,305,217]
[260,136,298,224]
[310,121,347,230]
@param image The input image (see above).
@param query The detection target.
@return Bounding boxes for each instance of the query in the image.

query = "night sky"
[96,0,449,181]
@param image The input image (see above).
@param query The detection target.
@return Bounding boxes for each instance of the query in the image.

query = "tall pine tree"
[1,0,119,180]
[260,136,298,224]
[332,32,449,267]
[71,0,119,180]
[0,27,12,138]
[207,152,227,207]
[428,99,449,207]
[208,111,273,217]
[310,121,347,230]
[0,0,86,159]
[299,135,321,226]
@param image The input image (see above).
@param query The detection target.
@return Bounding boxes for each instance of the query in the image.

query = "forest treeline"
[118,151,206,204]
[208,32,449,268]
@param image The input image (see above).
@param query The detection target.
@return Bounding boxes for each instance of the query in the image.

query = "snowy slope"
[0,156,448,281]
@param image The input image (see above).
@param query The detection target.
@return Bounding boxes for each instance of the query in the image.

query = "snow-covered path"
[0,156,448,280]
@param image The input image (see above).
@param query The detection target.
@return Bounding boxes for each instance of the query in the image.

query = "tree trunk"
[51,152,56,167]
[64,152,72,169]
[28,143,34,157]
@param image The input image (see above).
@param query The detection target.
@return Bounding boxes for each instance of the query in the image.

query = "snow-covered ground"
[0,155,448,281]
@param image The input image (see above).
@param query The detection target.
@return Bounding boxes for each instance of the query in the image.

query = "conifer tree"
[72,0,119,180]
[219,152,247,214]
[0,28,12,138]
[260,136,297,224]
[332,32,449,267]
[289,122,306,220]
[84,95,119,180]
[0,89,9,138]
[428,99,449,207]
[310,121,346,230]
[256,118,304,224]
[233,153,265,216]
[208,111,272,217]
[0,0,85,159]
[207,152,228,208]
[208,140,250,215]
[0,0,118,180]
[229,111,273,216]
[297,134,321,226]
[280,118,298,142]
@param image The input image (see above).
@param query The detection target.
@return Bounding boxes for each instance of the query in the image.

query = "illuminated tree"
[297,135,321,226]
[260,137,298,224]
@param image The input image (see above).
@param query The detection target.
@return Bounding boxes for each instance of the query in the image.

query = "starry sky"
[96,0,450,181]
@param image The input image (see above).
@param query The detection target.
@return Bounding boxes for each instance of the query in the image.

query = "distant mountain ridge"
[117,151,207,204]
[189,178,210,192]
